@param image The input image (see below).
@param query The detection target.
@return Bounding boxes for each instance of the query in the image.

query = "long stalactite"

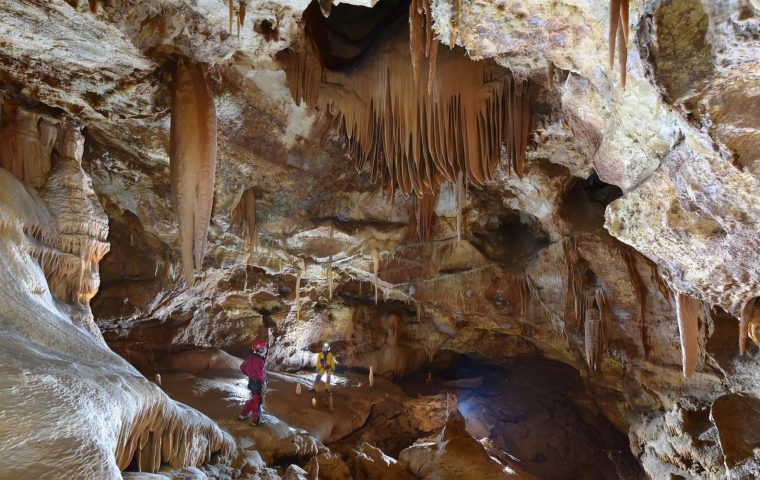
[169,59,218,288]
[231,188,257,261]
[676,292,700,377]
[608,0,630,88]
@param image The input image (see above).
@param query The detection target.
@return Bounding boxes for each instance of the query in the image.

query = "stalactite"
[623,248,651,356]
[740,297,760,354]
[676,293,700,378]
[228,0,234,33]
[562,238,584,332]
[586,288,610,371]
[238,1,247,27]
[280,5,535,198]
[584,292,600,371]
[609,0,630,88]
[295,268,302,321]
[372,248,380,305]
[449,0,461,45]
[547,61,555,91]
[506,76,535,179]
[231,188,257,260]
[169,59,217,288]
[327,227,335,300]
[455,171,464,243]
[369,365,375,387]
[88,0,98,13]
[415,190,437,241]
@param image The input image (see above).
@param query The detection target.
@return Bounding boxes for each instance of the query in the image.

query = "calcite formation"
[0,0,759,478]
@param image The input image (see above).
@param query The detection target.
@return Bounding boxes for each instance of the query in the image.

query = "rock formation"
[0,0,759,478]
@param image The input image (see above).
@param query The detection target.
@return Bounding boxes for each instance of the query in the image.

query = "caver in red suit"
[239,340,267,425]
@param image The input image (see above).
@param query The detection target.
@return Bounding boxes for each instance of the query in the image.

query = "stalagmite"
[372,248,380,305]
[154,373,162,386]
[311,398,317,408]
[170,59,217,288]
[369,365,375,387]
[296,383,302,395]
[676,293,700,377]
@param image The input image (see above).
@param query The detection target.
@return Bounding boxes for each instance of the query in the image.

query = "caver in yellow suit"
[311,342,335,392]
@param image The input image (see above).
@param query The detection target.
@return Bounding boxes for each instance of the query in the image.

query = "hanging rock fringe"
[113,396,233,473]
[676,293,700,377]
[609,0,630,88]
[231,188,257,260]
[170,60,217,288]
[279,4,535,198]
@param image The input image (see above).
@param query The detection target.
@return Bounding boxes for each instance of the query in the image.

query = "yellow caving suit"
[314,351,335,390]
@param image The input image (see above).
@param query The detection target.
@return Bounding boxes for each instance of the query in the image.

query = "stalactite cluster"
[230,188,257,260]
[169,59,218,288]
[280,1,536,214]
[609,0,630,88]
[676,293,700,377]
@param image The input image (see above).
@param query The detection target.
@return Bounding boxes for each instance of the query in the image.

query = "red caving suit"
[240,353,266,423]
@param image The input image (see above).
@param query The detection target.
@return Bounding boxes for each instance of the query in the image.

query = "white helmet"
[322,342,331,352]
